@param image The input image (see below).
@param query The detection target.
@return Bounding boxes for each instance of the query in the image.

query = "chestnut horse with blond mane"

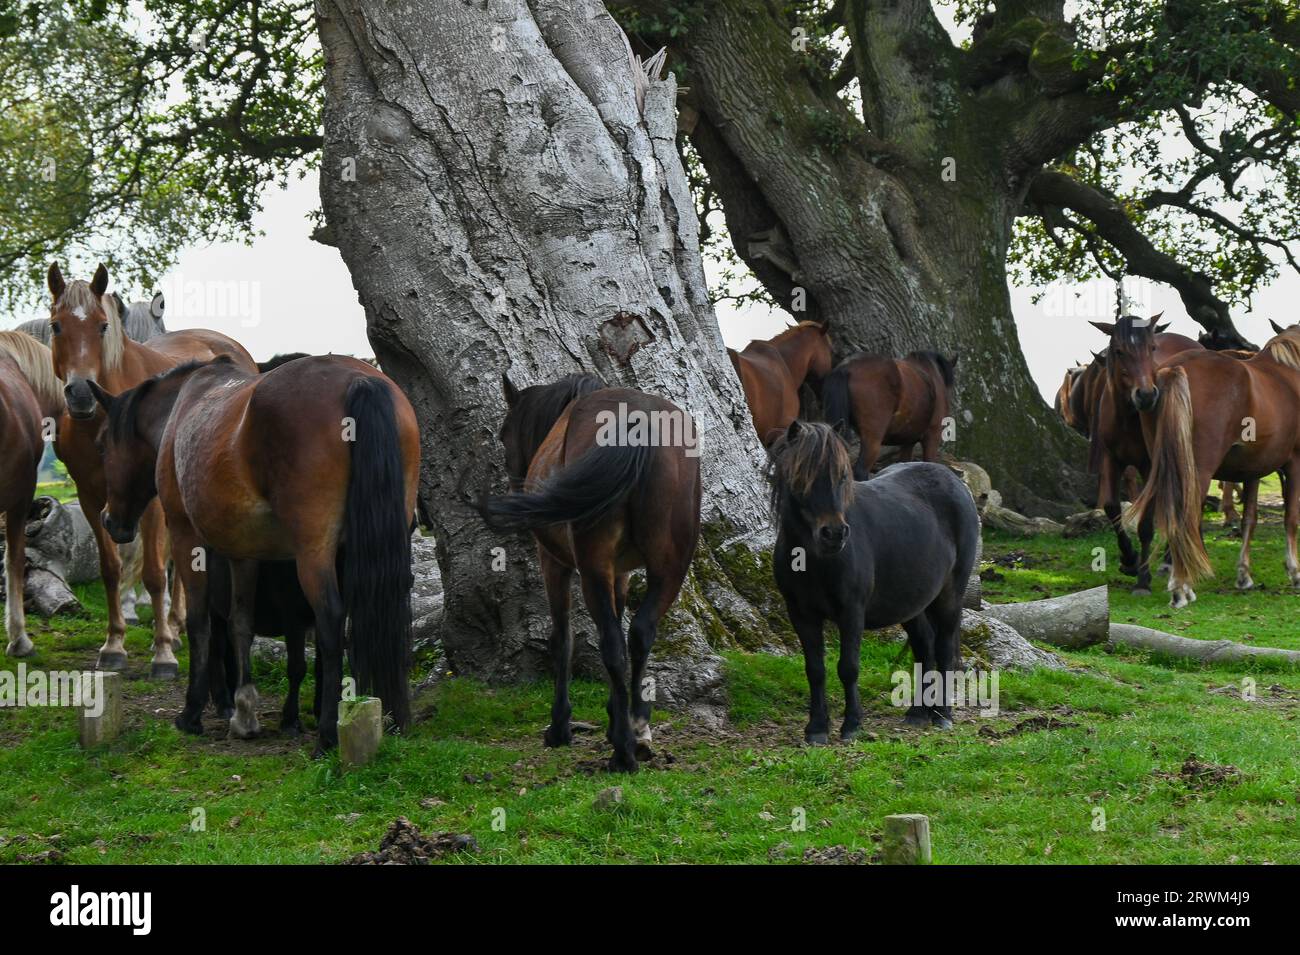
[1131,320,1300,607]
[46,263,257,677]
[0,331,66,658]
[728,322,833,446]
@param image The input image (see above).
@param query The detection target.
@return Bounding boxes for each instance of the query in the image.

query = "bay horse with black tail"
[480,374,701,773]
[728,322,833,446]
[89,354,419,754]
[0,331,66,658]
[821,351,957,480]
[1130,323,1300,607]
[46,263,258,677]
[769,420,978,740]
[1088,315,1203,593]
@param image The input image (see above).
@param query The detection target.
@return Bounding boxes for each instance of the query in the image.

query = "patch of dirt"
[798,844,870,865]
[1207,682,1299,709]
[345,817,478,864]
[977,709,1080,740]
[986,549,1036,568]
[1154,754,1243,789]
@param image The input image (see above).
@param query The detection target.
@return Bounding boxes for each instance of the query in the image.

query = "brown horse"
[46,263,257,677]
[0,332,65,658]
[728,322,833,446]
[1130,323,1300,607]
[481,374,702,773]
[821,350,956,480]
[90,355,419,753]
[1088,317,1203,592]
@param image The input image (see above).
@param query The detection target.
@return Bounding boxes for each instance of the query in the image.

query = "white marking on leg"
[4,546,32,657]
[229,684,261,739]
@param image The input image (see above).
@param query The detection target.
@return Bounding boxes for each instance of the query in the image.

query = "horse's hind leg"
[925,590,964,730]
[900,615,937,728]
[172,525,212,735]
[4,505,33,658]
[140,501,179,679]
[1236,479,1260,590]
[579,568,637,773]
[1134,496,1156,595]
[226,558,262,740]
[539,550,575,748]
[1283,461,1300,589]
[281,622,307,735]
[626,567,687,761]
[297,555,345,755]
[208,614,236,719]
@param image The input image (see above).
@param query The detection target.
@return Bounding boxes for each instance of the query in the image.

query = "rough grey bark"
[315,0,780,703]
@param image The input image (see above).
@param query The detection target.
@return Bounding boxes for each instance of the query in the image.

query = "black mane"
[908,350,956,389]
[108,356,236,440]
[508,373,607,467]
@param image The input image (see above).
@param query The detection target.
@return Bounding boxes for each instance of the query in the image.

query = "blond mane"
[1262,325,1300,371]
[0,330,64,418]
[51,279,125,371]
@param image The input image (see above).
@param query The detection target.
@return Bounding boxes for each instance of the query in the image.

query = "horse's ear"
[816,323,829,336]
[1089,321,1116,336]
[1154,322,1170,334]
[151,292,165,319]
[1148,312,1164,323]
[1270,319,1286,335]
[91,264,109,297]
[86,380,116,414]
[786,419,802,441]
[948,354,958,368]
[47,263,65,300]
[501,373,520,408]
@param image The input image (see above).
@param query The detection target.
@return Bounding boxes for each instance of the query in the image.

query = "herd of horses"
[14,264,1285,773]
[1055,314,1300,607]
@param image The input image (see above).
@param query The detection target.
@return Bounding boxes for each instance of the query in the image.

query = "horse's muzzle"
[817,522,850,555]
[101,511,137,545]
[64,379,97,419]
[1133,387,1160,412]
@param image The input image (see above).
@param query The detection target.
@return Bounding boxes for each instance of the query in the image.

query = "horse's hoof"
[840,726,861,743]
[543,725,573,748]
[929,713,954,730]
[606,754,639,774]
[1131,586,1151,597]
[804,730,830,746]
[150,662,179,681]
[1119,563,1139,578]
[635,742,656,762]
[97,650,128,671]
[5,633,35,658]
[1236,572,1255,591]
[170,635,184,652]
[902,710,930,728]
[280,718,305,737]
[174,714,203,736]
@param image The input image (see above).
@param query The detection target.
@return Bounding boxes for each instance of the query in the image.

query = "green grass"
[35,481,77,503]
[2,515,1299,864]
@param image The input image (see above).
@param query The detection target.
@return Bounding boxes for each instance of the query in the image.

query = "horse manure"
[345,817,478,865]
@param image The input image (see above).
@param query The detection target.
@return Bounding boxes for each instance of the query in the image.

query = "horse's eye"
[51,321,61,336]
[99,324,108,336]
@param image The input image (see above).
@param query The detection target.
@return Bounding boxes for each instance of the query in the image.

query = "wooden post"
[338,697,383,769]
[883,813,932,864]
[79,671,123,748]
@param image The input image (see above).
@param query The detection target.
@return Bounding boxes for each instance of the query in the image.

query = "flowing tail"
[821,364,853,434]
[1126,366,1214,585]
[342,377,412,730]
[481,442,653,531]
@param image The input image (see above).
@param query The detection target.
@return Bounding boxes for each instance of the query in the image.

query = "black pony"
[768,421,979,741]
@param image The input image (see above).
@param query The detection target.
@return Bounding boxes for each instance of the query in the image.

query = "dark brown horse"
[728,322,833,446]
[821,351,956,480]
[46,263,257,677]
[1088,317,1202,593]
[0,332,65,658]
[90,355,420,753]
[1130,324,1300,607]
[481,374,702,773]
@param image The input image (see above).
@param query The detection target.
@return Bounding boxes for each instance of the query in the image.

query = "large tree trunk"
[315,0,790,706]
[629,0,1091,516]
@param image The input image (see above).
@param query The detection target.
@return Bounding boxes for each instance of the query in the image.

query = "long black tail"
[821,364,853,433]
[342,377,412,730]
[481,442,653,531]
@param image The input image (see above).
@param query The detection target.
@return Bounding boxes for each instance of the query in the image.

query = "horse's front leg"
[85,491,128,671]
[226,557,261,739]
[4,505,34,658]
[140,501,179,679]
[1098,453,1138,576]
[173,526,211,735]
[1236,479,1260,590]
[789,606,829,744]
[835,606,865,741]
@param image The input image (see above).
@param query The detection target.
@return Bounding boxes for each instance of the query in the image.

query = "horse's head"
[1091,314,1161,412]
[1055,365,1085,423]
[47,262,124,419]
[804,322,833,381]
[1262,320,1300,371]
[767,419,855,557]
[497,372,606,491]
